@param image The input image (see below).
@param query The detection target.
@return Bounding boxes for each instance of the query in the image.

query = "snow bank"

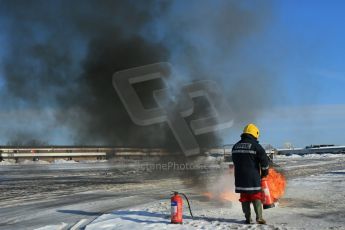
[19,159,50,165]
[78,159,108,163]
[305,153,345,158]
[276,153,345,159]
[85,196,286,230]
[85,201,268,230]
[0,159,51,165]
[0,159,109,166]
[275,154,302,159]
[85,169,345,230]
[0,160,15,165]
[52,159,78,164]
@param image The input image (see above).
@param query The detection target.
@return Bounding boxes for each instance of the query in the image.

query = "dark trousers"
[241,199,263,220]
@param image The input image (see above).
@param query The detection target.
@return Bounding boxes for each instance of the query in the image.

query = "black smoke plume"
[0,0,276,150]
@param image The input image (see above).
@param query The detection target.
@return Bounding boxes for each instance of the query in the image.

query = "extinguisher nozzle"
[263,203,275,209]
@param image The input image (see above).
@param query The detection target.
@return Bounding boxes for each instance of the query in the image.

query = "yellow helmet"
[243,123,260,139]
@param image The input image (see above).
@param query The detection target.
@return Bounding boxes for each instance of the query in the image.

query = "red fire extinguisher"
[171,191,193,224]
[261,177,275,209]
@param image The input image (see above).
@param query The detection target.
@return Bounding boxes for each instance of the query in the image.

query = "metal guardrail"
[0,152,107,158]
[0,147,171,162]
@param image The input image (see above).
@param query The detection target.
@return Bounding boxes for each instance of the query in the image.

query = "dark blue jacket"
[232,134,269,193]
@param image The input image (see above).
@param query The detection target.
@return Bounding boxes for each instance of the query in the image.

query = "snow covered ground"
[85,168,345,230]
[1,154,344,230]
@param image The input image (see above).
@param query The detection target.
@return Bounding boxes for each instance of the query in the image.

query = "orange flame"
[267,168,286,201]
[202,168,286,203]
[202,191,239,202]
[219,191,239,201]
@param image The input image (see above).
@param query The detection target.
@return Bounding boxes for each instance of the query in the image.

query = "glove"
[261,169,268,178]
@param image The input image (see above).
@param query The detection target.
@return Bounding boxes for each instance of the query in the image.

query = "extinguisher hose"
[180,193,194,219]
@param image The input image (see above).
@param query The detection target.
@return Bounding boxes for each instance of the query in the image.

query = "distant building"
[277,145,345,155]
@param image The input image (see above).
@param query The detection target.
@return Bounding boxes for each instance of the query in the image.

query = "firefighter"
[232,123,269,224]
